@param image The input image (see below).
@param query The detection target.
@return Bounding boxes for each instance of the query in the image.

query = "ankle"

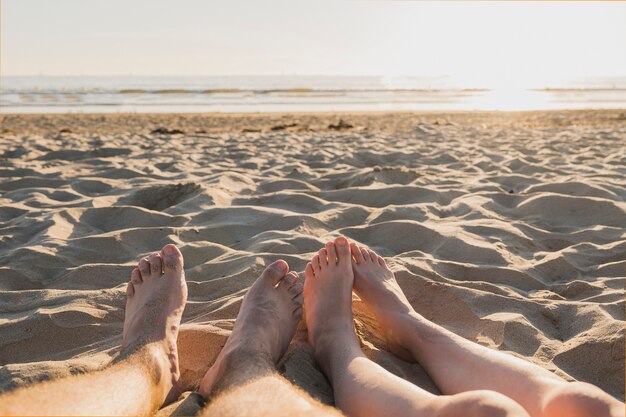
[372,310,426,358]
[117,341,168,369]
[377,300,422,319]
[309,312,355,344]
[115,342,174,406]
[205,344,277,396]
[313,327,362,378]
[224,344,277,374]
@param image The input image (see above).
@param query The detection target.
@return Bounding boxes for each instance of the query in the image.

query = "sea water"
[2,75,625,113]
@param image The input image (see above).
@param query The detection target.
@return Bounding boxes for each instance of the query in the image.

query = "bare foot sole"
[350,244,415,360]
[198,260,303,397]
[121,244,188,401]
[304,236,360,378]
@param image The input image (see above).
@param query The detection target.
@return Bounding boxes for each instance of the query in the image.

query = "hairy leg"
[305,237,528,417]
[199,260,336,416]
[350,243,623,417]
[202,374,341,417]
[0,244,187,415]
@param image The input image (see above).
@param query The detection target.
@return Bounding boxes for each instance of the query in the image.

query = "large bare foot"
[350,244,415,360]
[198,260,303,397]
[121,244,188,401]
[304,236,361,379]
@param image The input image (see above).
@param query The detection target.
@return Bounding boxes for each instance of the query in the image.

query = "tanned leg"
[198,260,339,417]
[0,244,187,416]
[305,236,528,417]
[201,375,341,417]
[350,243,624,417]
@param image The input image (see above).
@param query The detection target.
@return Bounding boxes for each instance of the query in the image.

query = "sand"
[0,110,624,412]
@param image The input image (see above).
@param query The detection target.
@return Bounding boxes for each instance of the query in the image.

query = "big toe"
[261,259,289,284]
[161,244,184,272]
[334,236,351,259]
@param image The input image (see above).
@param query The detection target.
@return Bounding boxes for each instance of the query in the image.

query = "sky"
[3,1,626,88]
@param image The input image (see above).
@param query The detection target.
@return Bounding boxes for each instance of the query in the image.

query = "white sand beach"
[0,110,624,412]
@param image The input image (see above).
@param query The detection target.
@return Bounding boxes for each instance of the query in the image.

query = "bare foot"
[304,236,361,378]
[198,260,303,397]
[350,244,415,360]
[121,244,188,400]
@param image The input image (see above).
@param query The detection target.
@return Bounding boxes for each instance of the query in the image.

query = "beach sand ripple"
[0,111,624,408]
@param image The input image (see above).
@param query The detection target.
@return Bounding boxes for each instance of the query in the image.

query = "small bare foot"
[198,260,303,397]
[350,244,415,360]
[304,236,361,378]
[121,244,188,400]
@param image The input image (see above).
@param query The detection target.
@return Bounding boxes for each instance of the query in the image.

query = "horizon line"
[3,74,626,79]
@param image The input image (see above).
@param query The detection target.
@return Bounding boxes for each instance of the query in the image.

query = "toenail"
[162,244,177,255]
[272,260,288,273]
[336,236,348,246]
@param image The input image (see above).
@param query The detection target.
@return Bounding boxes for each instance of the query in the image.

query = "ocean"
[2,75,626,114]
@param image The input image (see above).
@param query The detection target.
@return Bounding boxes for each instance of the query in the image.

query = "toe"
[325,242,337,265]
[126,281,135,297]
[292,292,304,305]
[305,262,315,279]
[368,250,378,263]
[131,268,143,284]
[350,242,362,263]
[261,259,289,284]
[377,255,386,266]
[360,246,371,261]
[289,282,304,296]
[312,255,321,272]
[161,244,184,272]
[282,271,298,288]
[318,248,328,266]
[334,236,350,263]
[148,252,162,275]
[138,258,150,279]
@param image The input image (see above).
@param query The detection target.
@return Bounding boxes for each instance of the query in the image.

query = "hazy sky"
[3,1,626,87]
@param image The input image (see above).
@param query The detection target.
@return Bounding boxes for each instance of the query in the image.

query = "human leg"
[304,237,528,417]
[0,244,187,415]
[198,260,337,416]
[350,243,623,417]
[201,374,341,417]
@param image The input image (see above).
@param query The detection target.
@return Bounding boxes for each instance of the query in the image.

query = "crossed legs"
[303,236,622,417]
[304,237,529,417]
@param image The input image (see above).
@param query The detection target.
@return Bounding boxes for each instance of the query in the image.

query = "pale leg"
[350,243,624,417]
[305,237,529,417]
